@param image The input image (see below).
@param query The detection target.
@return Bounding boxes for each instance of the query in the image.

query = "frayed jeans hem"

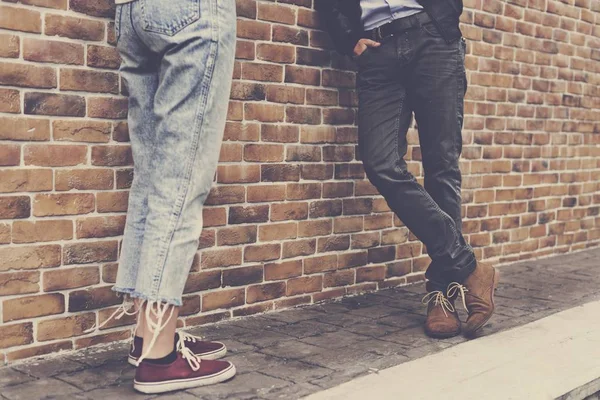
[112,286,183,307]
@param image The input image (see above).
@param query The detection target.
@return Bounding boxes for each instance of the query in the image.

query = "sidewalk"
[1,248,599,400]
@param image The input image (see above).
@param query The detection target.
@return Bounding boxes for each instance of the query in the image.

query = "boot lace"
[447,282,469,312]
[421,291,455,317]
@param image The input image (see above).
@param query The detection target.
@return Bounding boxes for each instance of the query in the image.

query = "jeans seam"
[150,0,219,295]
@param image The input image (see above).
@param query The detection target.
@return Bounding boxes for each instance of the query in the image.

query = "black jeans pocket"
[421,21,443,38]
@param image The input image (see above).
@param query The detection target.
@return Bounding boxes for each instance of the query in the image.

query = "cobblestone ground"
[2,248,600,400]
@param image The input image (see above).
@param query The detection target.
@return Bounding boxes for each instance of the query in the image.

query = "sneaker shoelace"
[421,290,455,317]
[176,333,202,371]
[84,298,138,334]
[447,282,469,312]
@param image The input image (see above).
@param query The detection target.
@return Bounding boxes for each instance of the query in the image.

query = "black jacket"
[315,0,463,56]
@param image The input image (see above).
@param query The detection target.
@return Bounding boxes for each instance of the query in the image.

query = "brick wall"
[0,0,599,363]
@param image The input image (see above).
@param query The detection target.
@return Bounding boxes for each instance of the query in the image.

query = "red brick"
[44,266,100,291]
[202,288,245,311]
[7,341,71,362]
[45,14,104,41]
[68,285,121,312]
[0,196,31,219]
[69,0,115,18]
[87,44,121,69]
[0,34,19,58]
[97,191,128,213]
[201,247,242,269]
[12,220,72,243]
[24,38,84,65]
[3,293,64,321]
[264,259,302,281]
[273,25,309,45]
[0,5,41,33]
[259,222,297,241]
[217,225,257,246]
[244,243,281,262]
[222,265,263,287]
[0,271,40,296]
[247,282,286,303]
[0,62,56,89]
[37,313,95,341]
[87,97,128,119]
[271,202,308,221]
[282,238,315,258]
[304,254,337,274]
[0,323,33,349]
[258,3,295,24]
[0,89,20,113]
[53,120,111,143]
[24,92,85,117]
[61,69,119,94]
[0,117,50,141]
[298,219,332,237]
[287,275,322,296]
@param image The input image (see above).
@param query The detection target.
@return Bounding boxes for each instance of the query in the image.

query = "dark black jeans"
[356,13,476,291]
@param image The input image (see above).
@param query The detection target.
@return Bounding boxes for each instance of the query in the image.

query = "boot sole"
[424,327,462,339]
[464,268,499,336]
[133,363,236,394]
[128,345,227,366]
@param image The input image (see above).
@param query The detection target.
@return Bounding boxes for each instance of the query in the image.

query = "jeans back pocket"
[140,0,200,36]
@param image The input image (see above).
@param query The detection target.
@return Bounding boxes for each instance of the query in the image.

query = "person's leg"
[409,21,476,288]
[357,31,472,293]
[112,3,160,303]
[410,21,498,336]
[109,0,237,391]
[126,0,236,369]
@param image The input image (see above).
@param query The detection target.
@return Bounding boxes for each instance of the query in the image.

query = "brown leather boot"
[422,283,461,339]
[451,261,499,336]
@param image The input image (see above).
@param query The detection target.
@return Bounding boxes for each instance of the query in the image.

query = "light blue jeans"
[113,0,236,306]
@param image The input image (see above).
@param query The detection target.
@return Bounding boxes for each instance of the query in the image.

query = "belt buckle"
[375,26,383,41]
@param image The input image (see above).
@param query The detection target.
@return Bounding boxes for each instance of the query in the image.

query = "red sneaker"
[128,332,227,366]
[134,351,236,394]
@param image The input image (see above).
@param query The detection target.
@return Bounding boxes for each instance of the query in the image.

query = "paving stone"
[261,382,324,400]
[300,331,367,350]
[56,360,135,391]
[259,340,326,360]
[81,382,151,399]
[0,368,34,388]
[314,311,371,328]
[341,321,402,338]
[236,330,295,349]
[375,310,424,329]
[66,343,130,367]
[12,358,88,379]
[261,359,334,383]
[219,339,257,354]
[227,316,288,331]
[225,351,289,372]
[266,319,339,339]
[2,378,80,400]
[262,308,326,324]
[151,391,199,400]
[188,372,291,399]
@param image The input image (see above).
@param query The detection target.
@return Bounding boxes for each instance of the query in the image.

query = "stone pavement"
[1,248,599,400]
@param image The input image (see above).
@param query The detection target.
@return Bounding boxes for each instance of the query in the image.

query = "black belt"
[364,11,432,41]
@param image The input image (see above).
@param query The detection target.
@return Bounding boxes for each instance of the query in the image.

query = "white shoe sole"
[133,363,236,394]
[128,344,228,366]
